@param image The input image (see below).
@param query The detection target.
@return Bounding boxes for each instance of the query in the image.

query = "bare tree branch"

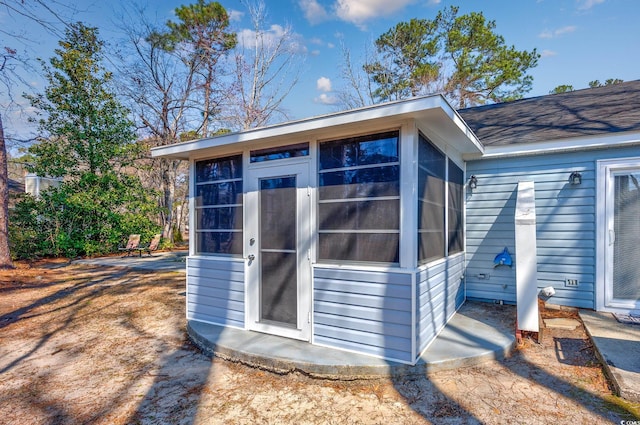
[226,0,305,130]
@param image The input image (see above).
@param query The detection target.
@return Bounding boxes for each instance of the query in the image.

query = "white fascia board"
[463,130,640,160]
[151,95,483,160]
[443,105,485,155]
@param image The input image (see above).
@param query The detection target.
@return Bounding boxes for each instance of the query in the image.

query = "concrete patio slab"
[188,301,516,380]
[579,309,640,402]
[544,317,581,330]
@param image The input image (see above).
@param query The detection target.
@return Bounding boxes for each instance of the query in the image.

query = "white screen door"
[246,163,311,340]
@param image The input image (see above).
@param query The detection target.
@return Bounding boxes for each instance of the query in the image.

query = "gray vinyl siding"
[187,257,245,328]
[416,254,465,354]
[465,145,640,309]
[313,267,414,363]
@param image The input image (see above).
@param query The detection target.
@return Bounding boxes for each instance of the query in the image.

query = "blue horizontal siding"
[187,257,245,328]
[314,301,411,325]
[313,334,411,363]
[416,255,465,354]
[314,290,411,311]
[186,293,244,311]
[466,145,640,309]
[315,312,412,338]
[314,279,411,298]
[313,267,413,363]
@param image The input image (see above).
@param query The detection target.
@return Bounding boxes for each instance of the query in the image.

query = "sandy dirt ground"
[0,261,639,425]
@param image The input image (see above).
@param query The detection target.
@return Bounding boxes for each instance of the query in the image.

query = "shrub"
[10,172,161,259]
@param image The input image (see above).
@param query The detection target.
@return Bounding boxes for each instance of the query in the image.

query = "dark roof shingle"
[458,80,640,146]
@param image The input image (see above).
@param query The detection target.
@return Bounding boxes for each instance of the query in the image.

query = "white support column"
[515,181,539,332]
[188,159,195,257]
[400,120,418,270]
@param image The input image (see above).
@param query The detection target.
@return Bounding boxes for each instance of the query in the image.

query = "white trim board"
[596,156,640,313]
[464,131,640,160]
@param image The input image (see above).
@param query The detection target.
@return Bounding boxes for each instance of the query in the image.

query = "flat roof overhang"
[151,94,484,160]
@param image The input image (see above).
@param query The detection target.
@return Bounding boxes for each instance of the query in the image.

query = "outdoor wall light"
[569,171,582,185]
[468,175,478,189]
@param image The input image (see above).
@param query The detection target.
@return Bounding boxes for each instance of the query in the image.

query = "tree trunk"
[161,162,175,243]
[0,114,13,268]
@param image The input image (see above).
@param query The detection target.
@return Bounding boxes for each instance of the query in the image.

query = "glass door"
[603,161,640,313]
[607,169,640,312]
[246,163,311,340]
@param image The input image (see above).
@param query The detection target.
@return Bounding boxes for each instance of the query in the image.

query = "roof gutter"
[463,130,640,160]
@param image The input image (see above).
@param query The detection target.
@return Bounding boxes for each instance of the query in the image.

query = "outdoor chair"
[136,234,161,257]
[118,234,141,257]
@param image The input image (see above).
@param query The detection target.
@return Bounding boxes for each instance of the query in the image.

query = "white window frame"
[596,156,640,312]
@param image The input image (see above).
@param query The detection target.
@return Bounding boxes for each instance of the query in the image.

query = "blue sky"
[2,0,639,140]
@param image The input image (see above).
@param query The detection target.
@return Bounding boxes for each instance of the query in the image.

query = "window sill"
[312,262,411,274]
[189,254,245,262]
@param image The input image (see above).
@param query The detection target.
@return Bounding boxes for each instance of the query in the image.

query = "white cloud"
[555,25,577,35]
[317,76,333,92]
[307,37,335,50]
[538,25,577,38]
[299,0,329,24]
[538,30,552,39]
[311,49,321,56]
[426,0,441,5]
[238,25,307,54]
[315,77,337,104]
[577,0,605,10]
[314,93,339,105]
[237,27,273,49]
[228,9,244,21]
[334,0,416,27]
[237,28,255,47]
[541,49,557,57]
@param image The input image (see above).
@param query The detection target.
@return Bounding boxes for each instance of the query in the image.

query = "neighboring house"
[24,173,62,198]
[7,161,25,200]
[5,163,25,208]
[8,178,24,195]
[152,80,640,364]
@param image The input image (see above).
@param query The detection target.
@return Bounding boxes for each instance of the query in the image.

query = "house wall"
[465,145,640,309]
[313,254,465,364]
[416,253,465,354]
[313,267,414,363]
[24,174,62,198]
[186,257,245,328]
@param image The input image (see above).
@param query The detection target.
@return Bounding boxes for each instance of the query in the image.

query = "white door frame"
[596,157,640,313]
[245,160,311,341]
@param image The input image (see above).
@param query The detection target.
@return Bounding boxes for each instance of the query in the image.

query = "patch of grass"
[602,395,640,419]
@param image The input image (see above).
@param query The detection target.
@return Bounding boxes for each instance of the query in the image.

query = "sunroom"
[152,95,483,364]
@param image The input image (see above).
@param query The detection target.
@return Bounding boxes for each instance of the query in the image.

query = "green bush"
[10,172,161,259]
[172,224,184,243]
